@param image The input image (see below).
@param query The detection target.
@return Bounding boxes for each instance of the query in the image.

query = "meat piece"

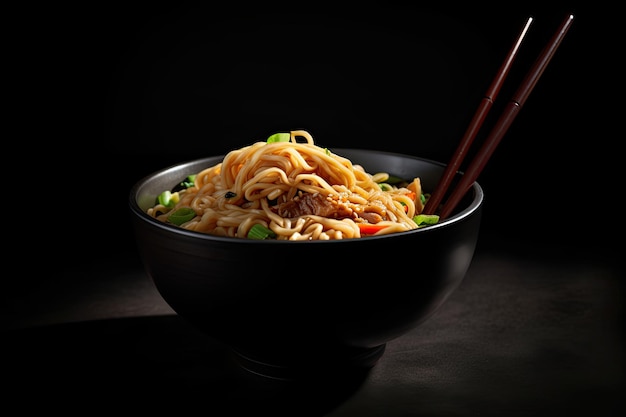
[358,211,384,224]
[274,193,353,219]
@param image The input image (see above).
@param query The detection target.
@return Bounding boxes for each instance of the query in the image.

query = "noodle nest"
[147,130,431,240]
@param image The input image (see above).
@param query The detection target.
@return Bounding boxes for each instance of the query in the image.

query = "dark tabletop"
[3,231,622,416]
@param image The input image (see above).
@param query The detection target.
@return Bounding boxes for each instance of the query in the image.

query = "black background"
[4,3,623,415]
[11,2,619,272]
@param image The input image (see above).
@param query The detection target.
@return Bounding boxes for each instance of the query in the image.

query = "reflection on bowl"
[129,149,483,379]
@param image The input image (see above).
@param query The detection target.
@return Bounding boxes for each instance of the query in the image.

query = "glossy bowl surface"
[129,149,483,379]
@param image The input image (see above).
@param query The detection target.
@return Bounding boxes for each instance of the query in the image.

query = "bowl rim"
[129,148,484,244]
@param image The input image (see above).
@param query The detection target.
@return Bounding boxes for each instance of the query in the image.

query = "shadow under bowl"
[129,149,484,379]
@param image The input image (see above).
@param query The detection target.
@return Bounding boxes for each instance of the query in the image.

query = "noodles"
[146,130,437,240]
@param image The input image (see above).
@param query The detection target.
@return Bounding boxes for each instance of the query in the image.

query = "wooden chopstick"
[422,16,534,215]
[435,14,575,220]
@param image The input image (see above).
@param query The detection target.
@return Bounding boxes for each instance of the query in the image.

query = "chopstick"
[426,14,575,220]
[422,16,534,215]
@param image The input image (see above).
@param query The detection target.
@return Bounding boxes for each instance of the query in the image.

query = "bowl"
[129,148,483,379]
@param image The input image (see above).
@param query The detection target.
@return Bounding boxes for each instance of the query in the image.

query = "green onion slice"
[247,223,277,239]
[266,133,291,143]
[168,207,196,226]
[413,214,440,226]
[385,175,405,184]
[157,190,178,208]
[180,175,196,188]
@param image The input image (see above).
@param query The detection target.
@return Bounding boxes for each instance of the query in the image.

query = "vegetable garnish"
[247,224,277,240]
[413,214,440,226]
[357,223,388,235]
[267,132,291,143]
[180,175,196,188]
[168,207,196,226]
[157,190,179,208]
[384,175,405,185]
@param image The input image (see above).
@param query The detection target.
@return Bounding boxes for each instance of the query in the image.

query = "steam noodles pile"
[147,130,438,240]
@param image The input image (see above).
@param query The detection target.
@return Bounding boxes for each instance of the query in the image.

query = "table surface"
[2,233,622,416]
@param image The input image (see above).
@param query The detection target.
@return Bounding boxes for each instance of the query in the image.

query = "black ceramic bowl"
[129,149,483,379]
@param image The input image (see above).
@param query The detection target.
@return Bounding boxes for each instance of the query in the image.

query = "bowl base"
[231,344,386,381]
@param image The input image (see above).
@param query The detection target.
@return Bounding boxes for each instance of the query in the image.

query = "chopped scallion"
[413,214,439,226]
[385,175,405,185]
[180,175,196,188]
[266,132,291,143]
[157,191,179,208]
[167,207,196,226]
[247,223,277,240]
